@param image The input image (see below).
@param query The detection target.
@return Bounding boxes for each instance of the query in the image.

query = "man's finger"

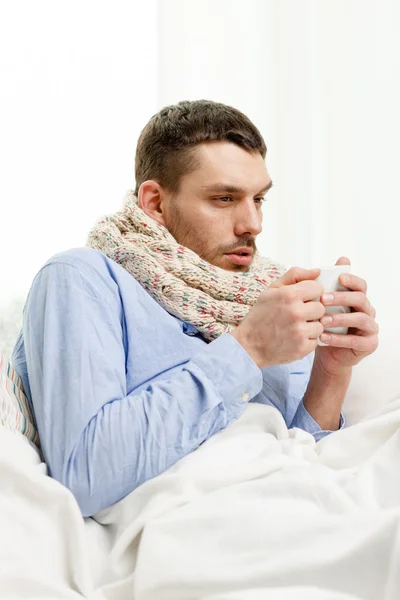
[270,267,321,288]
[319,332,379,353]
[321,291,372,315]
[320,312,379,335]
[335,256,351,266]
[338,273,367,294]
[295,280,325,302]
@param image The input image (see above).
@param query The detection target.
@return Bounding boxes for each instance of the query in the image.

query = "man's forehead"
[196,140,264,165]
[191,142,271,192]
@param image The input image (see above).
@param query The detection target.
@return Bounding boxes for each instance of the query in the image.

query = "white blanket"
[1,399,400,600]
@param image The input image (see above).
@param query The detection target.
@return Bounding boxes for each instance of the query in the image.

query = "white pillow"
[0,354,40,447]
[0,296,25,358]
[342,322,400,425]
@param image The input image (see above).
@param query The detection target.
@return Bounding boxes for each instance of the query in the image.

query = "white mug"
[315,265,351,346]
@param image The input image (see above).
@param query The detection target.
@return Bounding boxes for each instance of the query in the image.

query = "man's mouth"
[224,249,253,266]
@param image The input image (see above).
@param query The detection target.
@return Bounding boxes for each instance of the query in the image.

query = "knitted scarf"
[87,190,286,342]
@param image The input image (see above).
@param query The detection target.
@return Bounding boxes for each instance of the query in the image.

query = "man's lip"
[225,253,253,266]
[225,248,254,256]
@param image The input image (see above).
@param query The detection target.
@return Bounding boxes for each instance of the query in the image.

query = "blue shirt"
[12,248,342,517]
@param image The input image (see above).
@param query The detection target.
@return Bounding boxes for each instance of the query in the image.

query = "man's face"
[162,142,272,272]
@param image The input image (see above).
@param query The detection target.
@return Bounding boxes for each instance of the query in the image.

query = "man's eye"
[214,196,266,204]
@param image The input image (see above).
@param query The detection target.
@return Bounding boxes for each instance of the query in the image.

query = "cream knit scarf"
[87,190,286,342]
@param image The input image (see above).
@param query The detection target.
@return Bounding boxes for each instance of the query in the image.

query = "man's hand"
[231,258,379,432]
[315,257,379,377]
[231,267,326,369]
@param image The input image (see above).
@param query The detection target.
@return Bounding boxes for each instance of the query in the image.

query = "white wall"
[0,0,158,301]
[158,0,400,324]
[1,0,399,330]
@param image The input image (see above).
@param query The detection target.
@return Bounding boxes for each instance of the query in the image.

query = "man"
[12,100,379,518]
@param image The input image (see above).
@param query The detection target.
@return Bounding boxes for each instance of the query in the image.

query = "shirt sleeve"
[290,401,346,441]
[21,261,263,517]
[252,352,346,440]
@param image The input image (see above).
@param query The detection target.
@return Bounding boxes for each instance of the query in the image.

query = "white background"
[1,0,399,336]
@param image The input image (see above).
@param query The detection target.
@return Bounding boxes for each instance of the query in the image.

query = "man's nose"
[233,200,262,237]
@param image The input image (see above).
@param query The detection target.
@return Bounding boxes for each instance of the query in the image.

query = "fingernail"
[341,275,349,284]
[321,315,333,325]
[322,293,334,304]
[320,333,331,342]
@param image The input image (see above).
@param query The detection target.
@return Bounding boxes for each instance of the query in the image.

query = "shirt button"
[241,392,249,402]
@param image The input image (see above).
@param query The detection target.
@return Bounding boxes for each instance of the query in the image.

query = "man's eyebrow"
[201,181,273,195]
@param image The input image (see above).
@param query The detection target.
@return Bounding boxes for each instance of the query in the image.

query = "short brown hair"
[134,99,267,195]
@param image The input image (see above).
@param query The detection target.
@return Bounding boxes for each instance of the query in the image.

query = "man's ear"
[137,180,167,227]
